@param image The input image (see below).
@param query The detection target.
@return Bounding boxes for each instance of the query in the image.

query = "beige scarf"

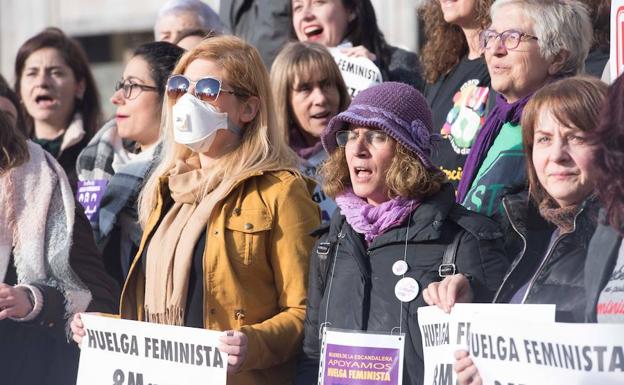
[143,156,223,325]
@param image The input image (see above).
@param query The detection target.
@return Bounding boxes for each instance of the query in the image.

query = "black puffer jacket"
[382,45,425,92]
[294,184,508,385]
[584,210,622,322]
[493,190,599,322]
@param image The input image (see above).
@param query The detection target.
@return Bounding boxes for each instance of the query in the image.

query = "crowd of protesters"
[0,0,619,384]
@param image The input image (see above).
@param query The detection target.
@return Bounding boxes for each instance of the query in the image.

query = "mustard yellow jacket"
[119,170,320,385]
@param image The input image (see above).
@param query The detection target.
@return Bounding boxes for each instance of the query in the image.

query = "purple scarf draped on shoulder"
[289,125,324,159]
[335,190,421,243]
[455,92,534,203]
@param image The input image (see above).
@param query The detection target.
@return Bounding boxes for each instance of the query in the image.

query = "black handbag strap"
[438,230,464,277]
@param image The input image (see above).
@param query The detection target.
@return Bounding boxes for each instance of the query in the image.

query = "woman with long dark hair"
[14,27,102,186]
[76,41,185,285]
[585,73,624,323]
[291,0,424,90]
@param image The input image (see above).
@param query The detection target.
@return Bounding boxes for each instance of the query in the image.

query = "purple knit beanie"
[321,82,437,169]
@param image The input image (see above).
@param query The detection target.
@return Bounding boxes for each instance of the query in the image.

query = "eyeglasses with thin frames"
[479,29,538,51]
[114,80,159,100]
[336,129,391,150]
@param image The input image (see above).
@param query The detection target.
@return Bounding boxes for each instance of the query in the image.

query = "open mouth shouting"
[303,25,324,41]
[352,165,373,182]
[34,94,58,109]
[310,110,331,121]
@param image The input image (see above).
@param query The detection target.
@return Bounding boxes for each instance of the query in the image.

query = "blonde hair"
[138,35,299,225]
[270,41,350,144]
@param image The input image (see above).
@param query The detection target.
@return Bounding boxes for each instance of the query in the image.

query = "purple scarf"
[456,92,533,203]
[289,125,324,159]
[335,190,420,243]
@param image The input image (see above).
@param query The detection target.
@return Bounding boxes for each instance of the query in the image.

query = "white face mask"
[172,93,241,153]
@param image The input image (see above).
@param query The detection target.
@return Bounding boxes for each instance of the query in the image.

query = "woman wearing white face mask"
[71,35,320,385]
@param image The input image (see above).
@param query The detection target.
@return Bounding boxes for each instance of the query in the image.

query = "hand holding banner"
[418,304,556,385]
[76,314,228,385]
[469,317,624,385]
[329,43,383,98]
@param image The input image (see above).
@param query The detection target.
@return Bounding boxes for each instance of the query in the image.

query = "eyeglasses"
[336,129,391,150]
[114,80,159,100]
[479,29,538,50]
[166,75,242,103]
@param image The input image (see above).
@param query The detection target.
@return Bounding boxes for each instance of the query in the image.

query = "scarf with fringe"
[143,156,222,325]
[0,141,92,330]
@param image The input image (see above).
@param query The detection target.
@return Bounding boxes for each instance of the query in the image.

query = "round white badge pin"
[394,277,419,302]
[392,260,409,276]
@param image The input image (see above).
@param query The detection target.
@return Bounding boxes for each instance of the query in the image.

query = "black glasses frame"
[114,80,159,100]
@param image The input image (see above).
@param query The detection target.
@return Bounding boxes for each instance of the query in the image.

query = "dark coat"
[584,210,622,322]
[0,202,119,385]
[493,190,599,322]
[383,45,425,92]
[58,136,89,194]
[294,184,508,385]
[219,0,290,67]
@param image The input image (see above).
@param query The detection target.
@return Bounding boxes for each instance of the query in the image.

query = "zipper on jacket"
[520,206,585,304]
[493,197,529,302]
[320,230,345,340]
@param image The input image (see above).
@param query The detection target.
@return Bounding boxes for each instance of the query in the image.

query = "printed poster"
[329,43,382,97]
[319,327,405,385]
[76,314,228,385]
[418,304,556,385]
[77,179,108,221]
[469,315,624,385]
[611,0,624,80]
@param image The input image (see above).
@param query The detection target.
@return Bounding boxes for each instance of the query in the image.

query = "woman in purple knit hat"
[294,82,508,385]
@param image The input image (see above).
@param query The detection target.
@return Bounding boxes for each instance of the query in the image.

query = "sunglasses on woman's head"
[166,75,241,102]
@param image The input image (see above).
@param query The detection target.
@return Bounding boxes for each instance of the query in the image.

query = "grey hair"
[491,0,592,77]
[154,0,224,38]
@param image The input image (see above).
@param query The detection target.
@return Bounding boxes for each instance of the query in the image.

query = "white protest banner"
[469,316,624,385]
[76,314,227,385]
[418,304,555,385]
[329,43,382,98]
[318,327,405,385]
[611,0,624,80]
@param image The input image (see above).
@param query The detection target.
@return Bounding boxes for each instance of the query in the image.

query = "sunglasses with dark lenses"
[166,75,240,102]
